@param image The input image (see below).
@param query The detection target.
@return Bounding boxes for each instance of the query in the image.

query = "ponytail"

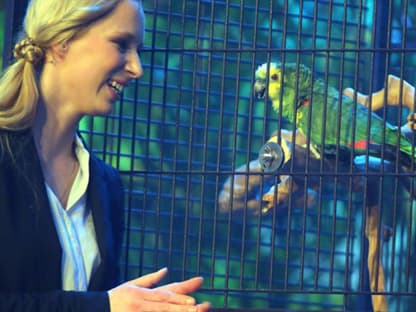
[0,37,44,130]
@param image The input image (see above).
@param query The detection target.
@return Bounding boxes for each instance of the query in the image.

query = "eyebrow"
[112,32,142,47]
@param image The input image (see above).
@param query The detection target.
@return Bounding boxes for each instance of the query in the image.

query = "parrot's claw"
[261,194,275,214]
[261,204,273,214]
[407,113,416,131]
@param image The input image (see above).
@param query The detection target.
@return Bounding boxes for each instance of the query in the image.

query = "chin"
[87,106,114,117]
[98,108,114,116]
[99,101,117,114]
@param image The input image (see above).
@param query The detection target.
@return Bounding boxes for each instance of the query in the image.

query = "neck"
[32,99,81,209]
[32,101,79,163]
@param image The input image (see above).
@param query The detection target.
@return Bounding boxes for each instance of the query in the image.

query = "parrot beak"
[254,79,267,99]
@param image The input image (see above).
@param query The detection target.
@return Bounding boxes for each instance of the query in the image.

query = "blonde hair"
[0,0,122,130]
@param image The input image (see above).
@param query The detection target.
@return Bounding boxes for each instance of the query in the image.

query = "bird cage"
[3,0,416,311]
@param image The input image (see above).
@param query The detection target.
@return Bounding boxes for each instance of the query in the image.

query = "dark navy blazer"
[0,130,124,312]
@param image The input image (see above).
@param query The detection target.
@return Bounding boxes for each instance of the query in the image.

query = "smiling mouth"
[108,80,125,96]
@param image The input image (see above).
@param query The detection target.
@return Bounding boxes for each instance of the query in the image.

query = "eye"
[113,39,129,53]
[271,73,279,81]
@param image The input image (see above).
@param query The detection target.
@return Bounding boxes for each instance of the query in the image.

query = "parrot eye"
[271,73,279,81]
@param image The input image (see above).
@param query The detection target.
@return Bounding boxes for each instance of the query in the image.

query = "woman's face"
[45,0,144,116]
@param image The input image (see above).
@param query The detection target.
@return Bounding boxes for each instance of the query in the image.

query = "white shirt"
[45,136,101,291]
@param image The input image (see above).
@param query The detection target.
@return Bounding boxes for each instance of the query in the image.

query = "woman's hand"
[108,268,211,312]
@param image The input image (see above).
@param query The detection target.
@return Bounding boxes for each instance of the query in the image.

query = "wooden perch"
[343,74,416,130]
[366,205,389,312]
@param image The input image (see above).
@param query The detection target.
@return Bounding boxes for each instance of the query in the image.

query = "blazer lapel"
[87,157,118,290]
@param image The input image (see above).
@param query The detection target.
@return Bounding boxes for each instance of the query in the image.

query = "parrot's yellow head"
[254,61,314,119]
[254,62,282,111]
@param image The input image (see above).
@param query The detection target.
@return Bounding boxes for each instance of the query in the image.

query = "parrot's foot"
[261,194,274,214]
[343,74,415,111]
[406,113,416,131]
[261,184,290,214]
[261,182,317,214]
[261,178,295,214]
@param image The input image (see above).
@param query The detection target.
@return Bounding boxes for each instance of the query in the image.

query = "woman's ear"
[60,41,69,53]
[50,41,69,60]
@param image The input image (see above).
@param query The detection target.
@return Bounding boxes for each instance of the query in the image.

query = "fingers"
[156,276,204,295]
[108,283,204,312]
[128,267,168,288]
[109,269,210,312]
[137,287,197,306]
[197,302,212,312]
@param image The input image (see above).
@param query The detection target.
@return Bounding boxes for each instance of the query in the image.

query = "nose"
[125,50,143,79]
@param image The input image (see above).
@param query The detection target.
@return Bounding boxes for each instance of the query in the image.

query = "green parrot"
[253,62,415,166]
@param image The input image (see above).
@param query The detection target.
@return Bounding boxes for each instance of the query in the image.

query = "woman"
[0,0,210,311]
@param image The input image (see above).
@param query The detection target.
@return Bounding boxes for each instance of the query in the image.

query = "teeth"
[108,80,124,95]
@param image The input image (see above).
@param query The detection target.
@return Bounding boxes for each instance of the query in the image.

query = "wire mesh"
[3,0,416,311]
[76,0,416,311]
